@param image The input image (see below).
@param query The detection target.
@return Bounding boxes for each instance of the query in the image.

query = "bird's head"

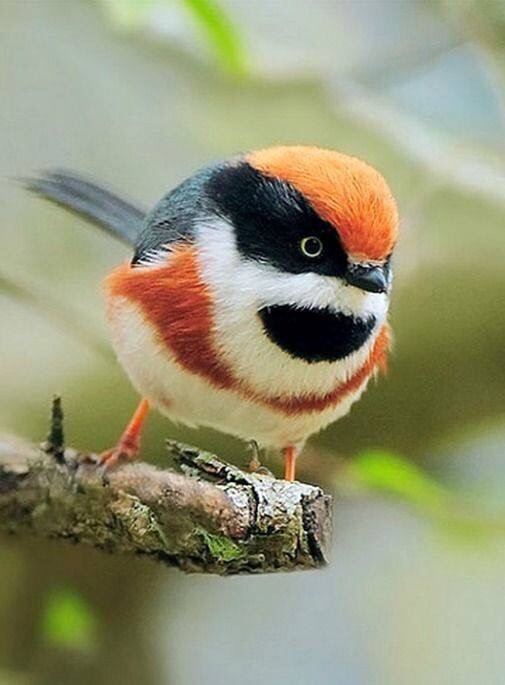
[137,145,399,365]
[192,146,399,364]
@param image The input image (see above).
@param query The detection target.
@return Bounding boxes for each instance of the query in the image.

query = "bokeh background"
[1,1,505,683]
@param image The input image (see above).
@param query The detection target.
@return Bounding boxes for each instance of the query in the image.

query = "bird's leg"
[98,398,150,468]
[283,445,299,481]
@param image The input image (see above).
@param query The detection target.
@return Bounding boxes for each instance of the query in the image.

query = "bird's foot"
[97,437,140,469]
[81,397,150,471]
[247,440,273,476]
[80,436,140,472]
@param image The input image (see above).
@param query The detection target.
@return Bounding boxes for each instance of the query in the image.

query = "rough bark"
[0,429,332,575]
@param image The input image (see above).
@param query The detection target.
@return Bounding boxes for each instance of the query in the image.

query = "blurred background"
[1,0,505,683]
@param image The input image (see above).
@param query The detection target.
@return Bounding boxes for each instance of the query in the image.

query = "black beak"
[346,264,388,294]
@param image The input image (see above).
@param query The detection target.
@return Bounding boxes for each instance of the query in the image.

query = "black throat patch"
[258,305,376,363]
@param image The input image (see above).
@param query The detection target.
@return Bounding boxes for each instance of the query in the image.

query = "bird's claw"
[247,440,274,477]
[80,439,140,476]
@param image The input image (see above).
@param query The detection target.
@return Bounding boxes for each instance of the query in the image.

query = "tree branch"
[0,430,332,575]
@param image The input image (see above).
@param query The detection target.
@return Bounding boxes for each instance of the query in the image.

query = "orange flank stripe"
[106,248,390,417]
[248,146,399,262]
[107,247,236,391]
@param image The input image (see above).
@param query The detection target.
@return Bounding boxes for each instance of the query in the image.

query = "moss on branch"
[0,423,332,575]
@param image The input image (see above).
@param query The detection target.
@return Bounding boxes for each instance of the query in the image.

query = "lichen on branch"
[0,407,332,575]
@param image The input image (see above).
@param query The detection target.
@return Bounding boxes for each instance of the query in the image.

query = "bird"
[26,145,399,481]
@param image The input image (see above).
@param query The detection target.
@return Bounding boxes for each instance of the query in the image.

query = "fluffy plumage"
[106,246,390,419]
[26,145,399,480]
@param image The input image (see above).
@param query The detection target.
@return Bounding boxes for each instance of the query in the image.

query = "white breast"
[107,297,372,448]
[106,216,388,449]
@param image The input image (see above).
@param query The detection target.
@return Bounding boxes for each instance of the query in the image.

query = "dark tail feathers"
[24,170,146,245]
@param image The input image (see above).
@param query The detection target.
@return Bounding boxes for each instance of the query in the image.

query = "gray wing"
[132,162,223,265]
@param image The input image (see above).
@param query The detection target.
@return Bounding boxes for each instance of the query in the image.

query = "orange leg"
[283,445,299,482]
[99,398,150,468]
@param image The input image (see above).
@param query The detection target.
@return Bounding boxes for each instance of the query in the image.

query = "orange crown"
[248,146,398,262]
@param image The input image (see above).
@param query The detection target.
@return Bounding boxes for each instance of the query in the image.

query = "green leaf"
[100,0,249,77]
[348,450,451,512]
[41,588,98,652]
[347,450,505,542]
[181,0,249,77]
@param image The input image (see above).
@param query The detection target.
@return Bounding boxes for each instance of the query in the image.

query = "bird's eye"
[300,236,323,258]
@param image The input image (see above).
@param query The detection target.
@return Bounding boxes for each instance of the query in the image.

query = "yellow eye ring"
[300,236,323,258]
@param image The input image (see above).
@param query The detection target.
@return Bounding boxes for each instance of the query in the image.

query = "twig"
[43,395,65,463]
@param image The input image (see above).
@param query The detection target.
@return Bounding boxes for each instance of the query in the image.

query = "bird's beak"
[345,263,388,294]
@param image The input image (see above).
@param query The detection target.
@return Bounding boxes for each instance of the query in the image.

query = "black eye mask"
[205,162,349,279]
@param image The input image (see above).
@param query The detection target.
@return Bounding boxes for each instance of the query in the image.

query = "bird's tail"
[23,170,146,246]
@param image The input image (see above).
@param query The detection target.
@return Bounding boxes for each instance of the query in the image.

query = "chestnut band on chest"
[106,248,389,416]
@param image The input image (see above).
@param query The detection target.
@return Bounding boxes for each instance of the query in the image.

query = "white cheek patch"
[230,260,389,322]
[197,216,388,319]
[197,216,387,396]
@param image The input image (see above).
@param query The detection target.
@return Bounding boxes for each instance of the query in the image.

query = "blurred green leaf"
[346,450,505,542]
[41,587,98,652]
[180,0,249,77]
[100,0,249,77]
[348,450,451,511]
